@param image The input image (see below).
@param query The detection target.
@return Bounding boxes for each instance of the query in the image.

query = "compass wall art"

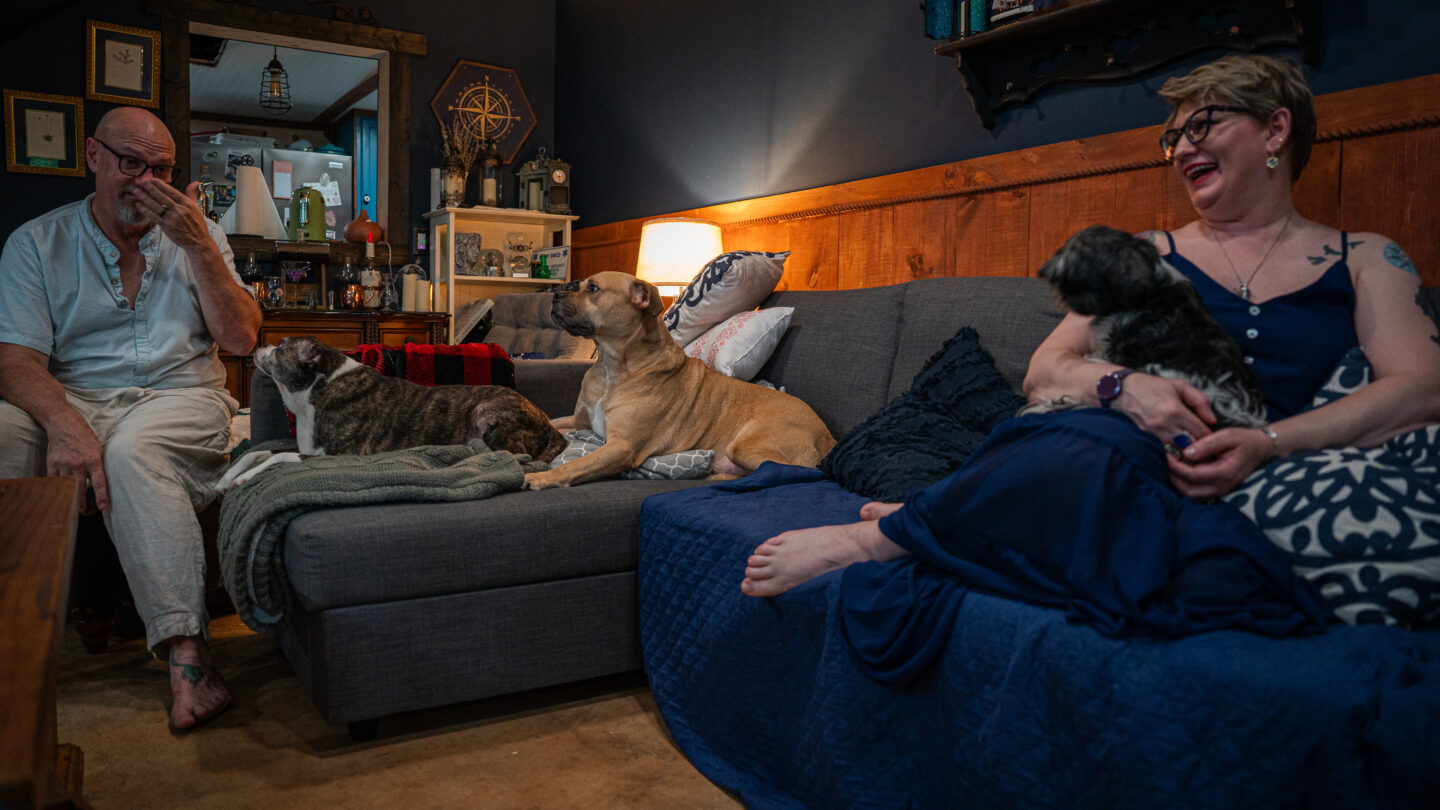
[430,60,536,166]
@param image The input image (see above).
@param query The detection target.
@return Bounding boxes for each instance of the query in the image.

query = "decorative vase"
[439,156,467,208]
[343,209,384,243]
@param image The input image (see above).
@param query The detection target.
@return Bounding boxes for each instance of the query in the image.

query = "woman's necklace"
[1210,212,1293,301]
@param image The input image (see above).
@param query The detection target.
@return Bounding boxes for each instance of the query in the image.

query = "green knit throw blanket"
[218,440,545,633]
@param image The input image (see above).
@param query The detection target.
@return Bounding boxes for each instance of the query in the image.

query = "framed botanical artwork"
[3,89,86,177]
[86,20,161,108]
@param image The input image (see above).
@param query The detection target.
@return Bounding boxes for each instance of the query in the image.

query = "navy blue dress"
[840,232,1355,688]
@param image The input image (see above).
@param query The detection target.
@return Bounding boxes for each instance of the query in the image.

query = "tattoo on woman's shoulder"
[1307,240,1365,265]
[1385,242,1418,275]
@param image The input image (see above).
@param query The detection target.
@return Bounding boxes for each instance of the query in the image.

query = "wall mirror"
[148,0,426,249]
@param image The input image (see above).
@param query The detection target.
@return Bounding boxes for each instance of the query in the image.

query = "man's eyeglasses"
[94,138,181,181]
[1159,105,1251,161]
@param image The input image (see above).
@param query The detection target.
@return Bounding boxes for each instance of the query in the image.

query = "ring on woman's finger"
[1171,432,1192,450]
[1163,442,1183,459]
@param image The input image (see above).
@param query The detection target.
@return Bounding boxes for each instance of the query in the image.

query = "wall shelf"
[934,0,1321,129]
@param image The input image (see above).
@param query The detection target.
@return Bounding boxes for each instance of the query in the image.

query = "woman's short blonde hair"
[1159,54,1316,181]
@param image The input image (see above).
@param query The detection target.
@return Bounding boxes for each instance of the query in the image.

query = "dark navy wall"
[554,0,1440,227]
[0,0,556,243]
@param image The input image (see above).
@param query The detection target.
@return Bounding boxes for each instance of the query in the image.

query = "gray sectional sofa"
[245,276,1066,739]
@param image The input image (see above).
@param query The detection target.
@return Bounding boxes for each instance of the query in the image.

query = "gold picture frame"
[3,89,86,177]
[86,20,161,108]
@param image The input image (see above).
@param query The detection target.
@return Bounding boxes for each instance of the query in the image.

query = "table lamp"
[635,217,724,299]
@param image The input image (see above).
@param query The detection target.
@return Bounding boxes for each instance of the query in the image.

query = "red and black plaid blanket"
[346,342,516,388]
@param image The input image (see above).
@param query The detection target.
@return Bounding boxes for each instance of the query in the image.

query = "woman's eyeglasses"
[1159,105,1251,160]
[95,138,181,181]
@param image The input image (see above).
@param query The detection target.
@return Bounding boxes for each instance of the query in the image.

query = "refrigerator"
[263,147,354,241]
[191,133,271,223]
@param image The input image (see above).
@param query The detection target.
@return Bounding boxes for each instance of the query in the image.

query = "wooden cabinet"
[222,310,449,407]
[425,206,578,343]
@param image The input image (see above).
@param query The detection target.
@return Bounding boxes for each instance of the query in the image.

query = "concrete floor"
[56,615,741,809]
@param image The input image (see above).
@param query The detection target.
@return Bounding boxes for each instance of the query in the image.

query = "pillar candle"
[401,274,419,311]
[415,281,432,312]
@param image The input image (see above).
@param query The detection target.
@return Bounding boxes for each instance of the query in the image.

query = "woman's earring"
[1265,153,1280,170]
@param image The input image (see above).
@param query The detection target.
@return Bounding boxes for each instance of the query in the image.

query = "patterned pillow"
[683,307,793,381]
[662,251,788,345]
[1225,348,1440,626]
[551,430,713,480]
[821,326,1025,502]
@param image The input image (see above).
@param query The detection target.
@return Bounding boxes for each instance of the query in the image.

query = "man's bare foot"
[741,515,908,598]
[167,636,231,731]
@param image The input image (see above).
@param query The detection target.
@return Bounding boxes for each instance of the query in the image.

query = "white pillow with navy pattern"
[551,430,713,480]
[1225,347,1440,626]
[663,251,789,346]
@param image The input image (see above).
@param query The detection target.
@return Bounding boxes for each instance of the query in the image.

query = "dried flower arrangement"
[440,118,483,172]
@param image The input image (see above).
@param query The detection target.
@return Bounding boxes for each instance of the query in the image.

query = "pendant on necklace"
[1238,284,1251,300]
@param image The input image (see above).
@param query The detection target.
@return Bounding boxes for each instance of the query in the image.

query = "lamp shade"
[635,218,723,288]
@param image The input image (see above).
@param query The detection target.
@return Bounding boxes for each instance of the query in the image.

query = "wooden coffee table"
[0,476,87,809]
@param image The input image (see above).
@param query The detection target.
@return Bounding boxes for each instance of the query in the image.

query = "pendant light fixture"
[259,45,292,115]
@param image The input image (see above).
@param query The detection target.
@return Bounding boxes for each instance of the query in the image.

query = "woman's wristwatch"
[1097,368,1134,408]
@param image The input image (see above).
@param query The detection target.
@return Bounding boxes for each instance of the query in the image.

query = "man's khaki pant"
[0,385,237,649]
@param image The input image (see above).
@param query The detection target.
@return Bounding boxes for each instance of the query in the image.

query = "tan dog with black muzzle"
[522,271,835,490]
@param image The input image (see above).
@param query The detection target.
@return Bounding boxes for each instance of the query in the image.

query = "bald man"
[0,107,261,730]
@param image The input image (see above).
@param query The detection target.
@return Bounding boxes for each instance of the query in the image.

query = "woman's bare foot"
[741,509,908,597]
[167,635,232,731]
[859,501,902,521]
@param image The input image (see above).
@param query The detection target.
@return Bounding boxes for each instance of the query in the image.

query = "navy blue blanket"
[638,463,1440,809]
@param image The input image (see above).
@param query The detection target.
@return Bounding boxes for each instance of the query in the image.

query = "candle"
[482,177,498,206]
[528,180,542,211]
[402,274,419,311]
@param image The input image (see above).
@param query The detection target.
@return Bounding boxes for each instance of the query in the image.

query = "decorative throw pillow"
[683,307,794,381]
[551,430,714,481]
[662,251,789,345]
[1225,347,1440,627]
[821,326,1026,502]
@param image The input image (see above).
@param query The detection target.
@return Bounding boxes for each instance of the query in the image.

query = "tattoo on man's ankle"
[170,649,203,685]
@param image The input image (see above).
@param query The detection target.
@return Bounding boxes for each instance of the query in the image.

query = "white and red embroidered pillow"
[683,307,794,381]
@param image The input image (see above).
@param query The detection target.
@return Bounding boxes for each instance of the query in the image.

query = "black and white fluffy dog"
[1026,225,1268,429]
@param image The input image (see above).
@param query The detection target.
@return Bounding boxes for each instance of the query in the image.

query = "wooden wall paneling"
[1293,140,1342,231]
[570,220,641,280]
[953,190,1031,278]
[1025,173,1119,272]
[725,221,790,254]
[777,216,838,292]
[891,197,960,281]
[573,241,639,280]
[1109,166,1194,235]
[1338,129,1440,287]
[837,207,896,289]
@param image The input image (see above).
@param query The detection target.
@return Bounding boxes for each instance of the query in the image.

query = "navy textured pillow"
[821,326,1024,502]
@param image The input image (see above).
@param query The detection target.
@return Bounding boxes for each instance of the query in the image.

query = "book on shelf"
[990,1,1036,25]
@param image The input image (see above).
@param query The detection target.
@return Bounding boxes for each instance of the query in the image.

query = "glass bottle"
[358,233,381,308]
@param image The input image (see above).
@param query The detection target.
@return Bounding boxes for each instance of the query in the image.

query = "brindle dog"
[216,336,562,491]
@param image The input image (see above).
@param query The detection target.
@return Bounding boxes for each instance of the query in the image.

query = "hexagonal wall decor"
[430,60,536,165]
